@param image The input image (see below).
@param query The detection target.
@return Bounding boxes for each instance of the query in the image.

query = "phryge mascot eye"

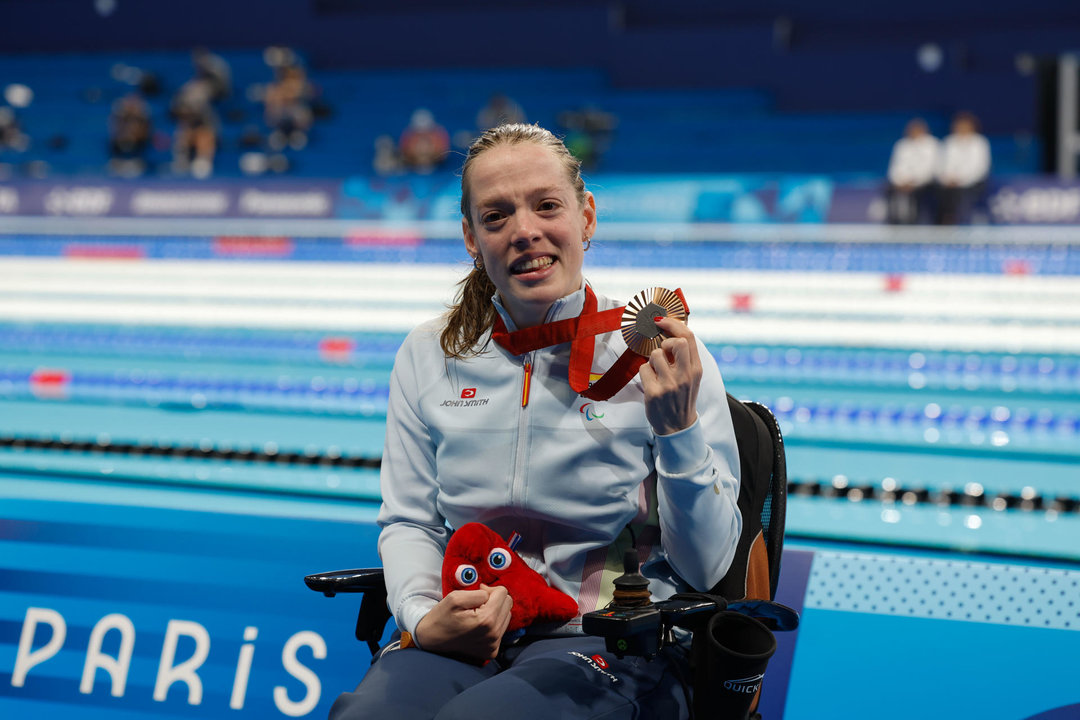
[441,522,579,632]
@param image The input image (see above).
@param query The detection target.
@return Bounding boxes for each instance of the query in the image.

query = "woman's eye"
[487,548,512,571]
[455,564,479,586]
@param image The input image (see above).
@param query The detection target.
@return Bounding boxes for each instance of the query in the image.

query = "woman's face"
[463,142,596,329]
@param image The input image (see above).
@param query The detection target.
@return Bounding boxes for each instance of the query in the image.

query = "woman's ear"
[462,217,478,258]
[582,191,597,239]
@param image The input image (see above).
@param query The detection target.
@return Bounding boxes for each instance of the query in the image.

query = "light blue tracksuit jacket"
[376,283,742,638]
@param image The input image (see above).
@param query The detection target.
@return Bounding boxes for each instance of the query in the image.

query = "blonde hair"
[441,123,586,358]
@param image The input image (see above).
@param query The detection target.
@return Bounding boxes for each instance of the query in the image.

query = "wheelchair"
[306,394,795,719]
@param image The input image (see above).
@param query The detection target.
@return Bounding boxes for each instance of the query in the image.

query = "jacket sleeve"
[376,330,448,638]
[652,337,742,592]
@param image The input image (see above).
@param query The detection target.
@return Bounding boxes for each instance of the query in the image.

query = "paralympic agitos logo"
[579,403,605,421]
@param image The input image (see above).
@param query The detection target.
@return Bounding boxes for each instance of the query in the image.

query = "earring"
[583,236,591,251]
[473,255,484,270]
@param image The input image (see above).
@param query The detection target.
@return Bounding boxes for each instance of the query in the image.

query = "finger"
[652,314,689,338]
[493,605,513,638]
[638,357,658,388]
[655,316,700,367]
[661,336,698,378]
[477,584,512,622]
[479,584,510,605]
[491,590,514,632]
[464,591,512,653]
[647,346,676,383]
[648,341,693,382]
[638,360,666,402]
[654,315,698,358]
[445,588,491,611]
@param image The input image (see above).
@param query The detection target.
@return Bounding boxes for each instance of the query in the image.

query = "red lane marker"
[731,293,754,313]
[884,273,906,292]
[62,244,145,259]
[318,336,355,362]
[345,229,422,247]
[213,236,295,257]
[1003,259,1031,275]
[30,368,71,399]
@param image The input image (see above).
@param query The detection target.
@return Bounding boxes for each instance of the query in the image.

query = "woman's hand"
[413,584,513,662]
[639,316,702,436]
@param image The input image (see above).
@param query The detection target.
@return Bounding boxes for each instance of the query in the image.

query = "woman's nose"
[509,212,540,246]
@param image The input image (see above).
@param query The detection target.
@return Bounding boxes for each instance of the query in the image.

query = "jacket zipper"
[521,360,532,408]
[510,352,533,507]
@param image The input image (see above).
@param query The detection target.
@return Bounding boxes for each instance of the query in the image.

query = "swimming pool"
[2,222,1078,718]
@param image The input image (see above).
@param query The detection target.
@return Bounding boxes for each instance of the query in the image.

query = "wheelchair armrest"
[304,568,385,597]
[304,568,392,655]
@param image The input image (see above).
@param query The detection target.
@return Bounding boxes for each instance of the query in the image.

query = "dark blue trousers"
[329,635,690,720]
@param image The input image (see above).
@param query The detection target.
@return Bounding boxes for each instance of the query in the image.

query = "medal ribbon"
[490,286,688,401]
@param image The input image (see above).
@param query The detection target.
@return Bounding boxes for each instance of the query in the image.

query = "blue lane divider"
[758,394,1080,436]
[4,235,1080,274]
[0,325,405,365]
[1,369,387,397]
[1,368,390,417]
[716,345,1079,380]
[5,325,1078,394]
[3,366,1079,445]
[2,358,1071,405]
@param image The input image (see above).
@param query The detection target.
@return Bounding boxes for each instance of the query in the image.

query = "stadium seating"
[0,49,1040,179]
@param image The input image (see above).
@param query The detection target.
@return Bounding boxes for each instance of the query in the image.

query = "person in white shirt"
[936,112,991,224]
[886,118,940,224]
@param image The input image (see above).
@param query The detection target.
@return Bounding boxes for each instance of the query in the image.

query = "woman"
[331,123,741,719]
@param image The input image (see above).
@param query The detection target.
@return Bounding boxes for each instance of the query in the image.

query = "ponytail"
[440,266,498,358]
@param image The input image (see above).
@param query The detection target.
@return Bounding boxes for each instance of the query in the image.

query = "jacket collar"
[491,280,588,333]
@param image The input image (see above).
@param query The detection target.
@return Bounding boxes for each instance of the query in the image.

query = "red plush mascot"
[442,523,579,632]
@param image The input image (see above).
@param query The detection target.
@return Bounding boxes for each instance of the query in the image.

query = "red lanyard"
[490,287,687,402]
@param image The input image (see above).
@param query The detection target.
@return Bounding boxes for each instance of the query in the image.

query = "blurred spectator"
[557,105,617,170]
[110,62,162,99]
[191,47,232,103]
[373,134,402,176]
[107,92,152,177]
[399,108,450,173]
[451,94,527,152]
[240,48,326,175]
[170,78,219,178]
[263,64,315,151]
[0,106,29,153]
[885,118,939,224]
[476,93,526,131]
[263,45,300,72]
[937,111,991,224]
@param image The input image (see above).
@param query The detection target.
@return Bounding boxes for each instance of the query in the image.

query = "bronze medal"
[620,287,688,356]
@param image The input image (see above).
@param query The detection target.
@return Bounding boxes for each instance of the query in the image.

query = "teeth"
[513,256,554,273]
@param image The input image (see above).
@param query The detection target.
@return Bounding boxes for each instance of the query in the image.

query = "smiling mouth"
[511,256,556,275]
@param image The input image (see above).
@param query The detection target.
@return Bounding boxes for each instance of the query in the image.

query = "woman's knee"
[331,646,495,720]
